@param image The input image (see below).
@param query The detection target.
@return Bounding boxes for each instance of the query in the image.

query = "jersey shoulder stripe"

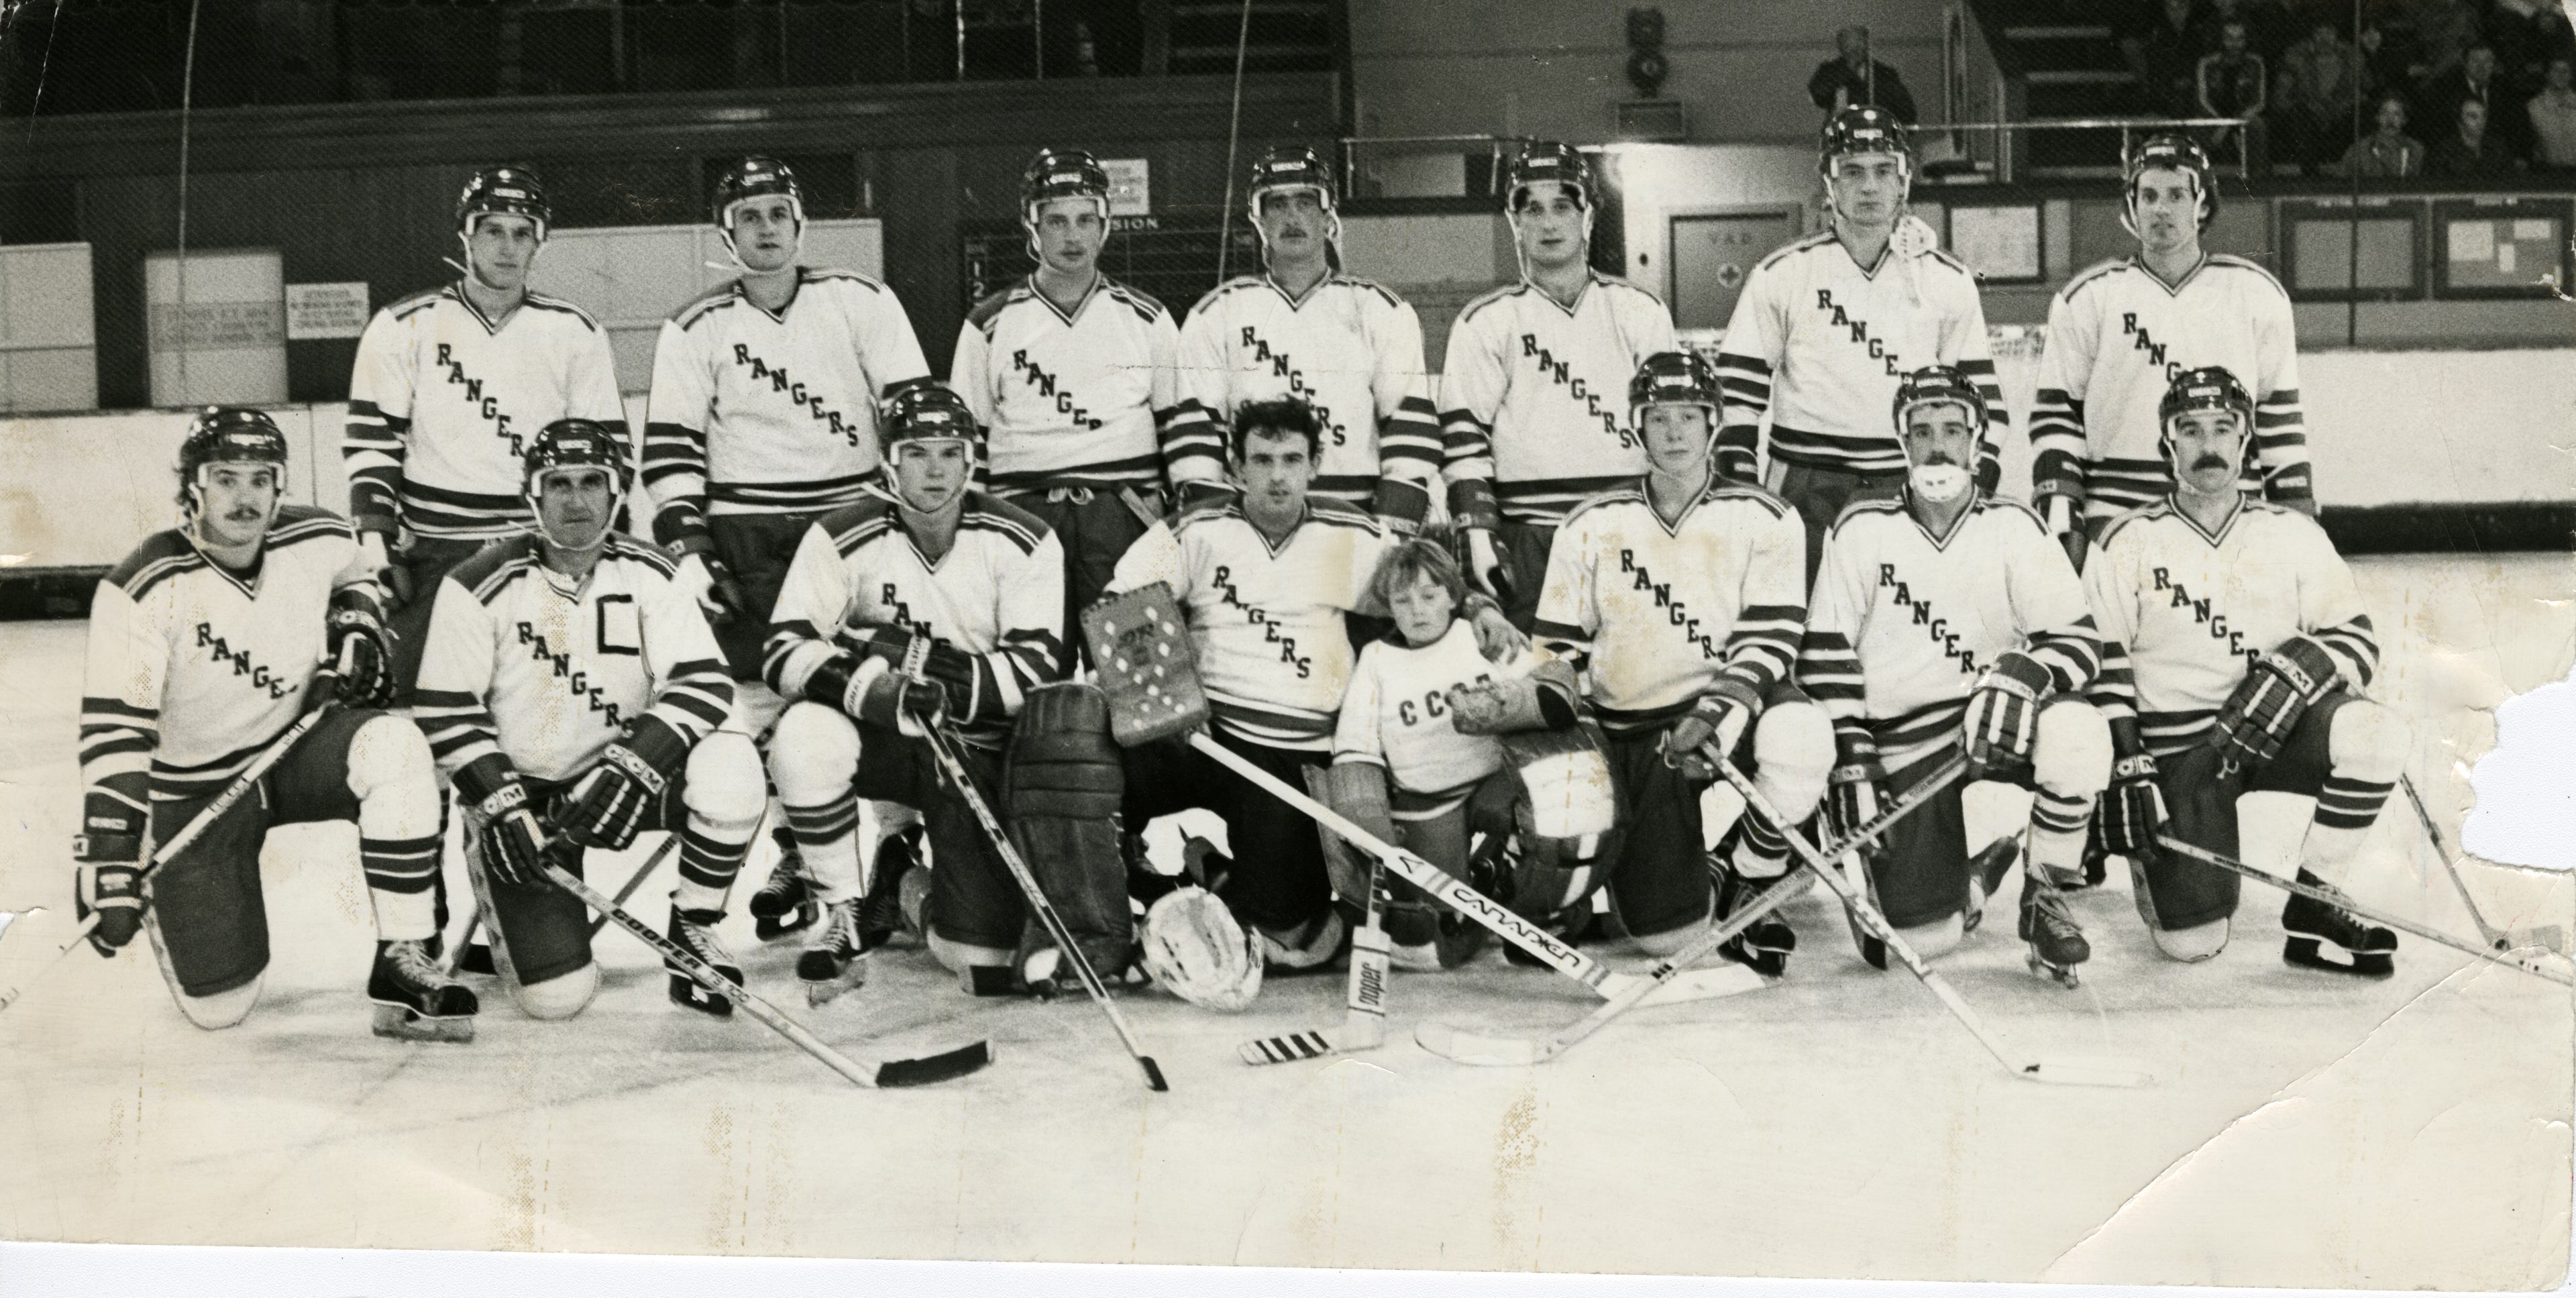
[1558,482,1648,527]
[1827,494,1909,539]
[960,489,1053,549]
[604,533,678,577]
[2204,254,2291,298]
[520,292,605,332]
[966,284,1026,333]
[1707,483,1792,521]
[669,282,743,329]
[106,531,202,598]
[1334,275,1407,310]
[265,509,354,551]
[1101,277,1169,323]
[1452,282,1532,330]
[2095,498,2174,549]
[2058,256,2135,303]
[800,267,890,292]
[1190,275,1269,315]
[1754,231,1841,274]
[1305,495,1383,532]
[1975,495,2050,535]
[1923,248,1976,279]
[384,287,445,323]
[820,496,902,554]
[451,535,546,600]
[1592,271,1670,310]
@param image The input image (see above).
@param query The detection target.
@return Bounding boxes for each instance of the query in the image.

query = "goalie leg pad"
[1000,683,1133,977]
[1749,690,1834,825]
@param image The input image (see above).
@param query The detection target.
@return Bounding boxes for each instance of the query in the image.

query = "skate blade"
[2283,937,2396,978]
[755,904,820,944]
[371,1003,475,1043]
[2026,954,2082,989]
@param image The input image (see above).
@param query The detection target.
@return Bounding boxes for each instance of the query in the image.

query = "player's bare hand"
[1467,602,1527,662]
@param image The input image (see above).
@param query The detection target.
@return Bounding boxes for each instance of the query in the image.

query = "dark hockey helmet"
[879,382,983,459]
[1020,147,1112,221]
[176,407,289,514]
[455,165,551,239]
[712,155,806,229]
[1505,141,1593,212]
[1248,144,1336,211]
[2157,366,2254,437]
[523,418,633,498]
[1819,104,1916,174]
[2123,133,2218,230]
[1891,364,1988,435]
[1627,350,1722,424]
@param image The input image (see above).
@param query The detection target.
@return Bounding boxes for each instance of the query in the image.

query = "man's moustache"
[2193,456,2232,470]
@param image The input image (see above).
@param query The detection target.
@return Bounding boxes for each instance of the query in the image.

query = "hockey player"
[343,166,628,695]
[1532,352,1832,973]
[2030,134,2312,565]
[1175,146,1442,531]
[1799,366,2109,984]
[74,407,471,1040]
[1110,398,1523,980]
[2085,368,2401,975]
[641,155,936,943]
[952,147,1212,649]
[1438,141,1679,629]
[763,384,1088,1000]
[414,420,762,1019]
[1714,105,2006,588]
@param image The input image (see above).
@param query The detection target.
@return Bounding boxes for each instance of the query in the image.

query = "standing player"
[641,156,936,943]
[763,385,1083,1000]
[1175,146,1442,531]
[1799,367,2109,985]
[414,420,762,1019]
[343,166,628,694]
[1714,105,2006,587]
[2030,133,2312,563]
[2084,368,2401,974]
[952,147,1211,647]
[1534,354,1831,973]
[1438,141,1679,629]
[74,408,470,1040]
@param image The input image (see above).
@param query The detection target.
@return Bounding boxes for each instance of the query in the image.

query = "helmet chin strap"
[1505,201,1595,283]
[717,199,805,277]
[454,219,545,294]
[182,468,280,545]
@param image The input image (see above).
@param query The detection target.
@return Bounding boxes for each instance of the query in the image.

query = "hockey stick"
[2153,834,2576,987]
[1240,821,1389,1066]
[1416,754,1970,1068]
[545,857,990,1087]
[1721,760,2154,1087]
[920,723,1169,1092]
[586,828,685,940]
[1,702,337,1014]
[2398,774,2565,954]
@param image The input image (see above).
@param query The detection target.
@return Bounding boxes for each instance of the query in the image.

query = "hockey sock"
[782,797,865,904]
[674,823,755,913]
[1730,811,1793,881]
[363,834,443,940]
[2302,774,2396,883]
[2026,787,2093,880]
[350,716,443,941]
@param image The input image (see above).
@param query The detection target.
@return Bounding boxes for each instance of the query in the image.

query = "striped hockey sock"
[363,832,444,940]
[673,823,756,914]
[782,797,865,904]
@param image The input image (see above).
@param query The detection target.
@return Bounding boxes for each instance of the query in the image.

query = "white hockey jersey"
[1713,232,2004,487]
[80,508,364,819]
[414,535,734,801]
[1533,478,1805,736]
[1799,494,2101,769]
[1438,272,1678,530]
[2083,498,2376,759]
[641,268,932,547]
[952,274,1212,495]
[1334,622,1546,804]
[2030,255,2309,522]
[344,285,627,541]
[1175,274,1442,507]
[1108,497,1395,751]
[764,492,1067,748]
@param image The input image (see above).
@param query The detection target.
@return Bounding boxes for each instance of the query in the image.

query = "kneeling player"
[763,384,1102,999]
[74,408,470,1038]
[416,420,762,1019]
[1800,367,2110,984]
[2085,368,2404,974]
[1535,352,1832,973]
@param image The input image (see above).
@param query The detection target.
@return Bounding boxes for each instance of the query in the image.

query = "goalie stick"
[2397,775,2567,955]
[2154,834,2576,987]
[1415,753,1970,1067]
[1721,760,2155,1088]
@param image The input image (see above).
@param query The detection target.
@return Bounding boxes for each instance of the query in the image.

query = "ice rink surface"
[1,552,2569,1288]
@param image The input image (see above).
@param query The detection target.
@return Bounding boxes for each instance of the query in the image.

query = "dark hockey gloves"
[475,781,552,885]
[74,811,146,955]
[2101,753,2167,855]
[2212,634,2340,777]
[327,585,398,709]
[1962,651,2052,776]
[560,716,687,851]
[676,551,749,627]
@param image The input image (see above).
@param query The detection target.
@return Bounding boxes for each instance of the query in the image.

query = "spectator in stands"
[2274,17,2362,172]
[2127,0,2208,117]
[2198,19,2269,166]
[2398,0,2483,80]
[2332,91,2427,176]
[2528,56,2576,168]
[2427,96,2526,176]
[2355,23,2414,103]
[1808,25,1919,124]
[2419,44,2528,160]
[2198,0,2287,62]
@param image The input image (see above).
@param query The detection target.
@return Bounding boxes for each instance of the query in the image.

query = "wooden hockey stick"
[921,724,1169,1092]
[2397,775,2566,954]
[547,858,991,1087]
[1,702,338,1014]
[1415,754,1969,1067]
[1722,761,2154,1087]
[586,828,686,939]
[2154,834,2576,987]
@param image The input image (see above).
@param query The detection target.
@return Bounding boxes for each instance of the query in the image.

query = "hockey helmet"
[1505,140,1592,212]
[176,406,289,519]
[455,165,551,239]
[2123,133,2218,232]
[1820,104,1915,173]
[1891,364,1988,435]
[1628,350,1722,423]
[878,382,983,459]
[2159,365,2253,435]
[1020,147,1112,223]
[1140,887,1263,1012]
[524,419,632,496]
[712,156,806,234]
[1248,144,1335,213]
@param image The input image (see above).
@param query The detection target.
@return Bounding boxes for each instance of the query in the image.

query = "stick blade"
[1615,963,1777,1007]
[871,1039,995,1088]
[1138,1056,1170,1091]
[1238,1028,1340,1065]
[1413,1020,1544,1067]
[2019,1056,2155,1087]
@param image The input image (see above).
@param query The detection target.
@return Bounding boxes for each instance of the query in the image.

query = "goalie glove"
[559,716,687,851]
[2210,634,2341,776]
[326,584,396,710]
[1961,651,2052,776]
[2100,753,2167,855]
[474,780,552,887]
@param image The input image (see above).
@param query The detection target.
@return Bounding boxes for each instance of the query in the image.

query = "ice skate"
[368,938,478,1042]
[2019,876,2090,989]
[666,906,743,1018]
[749,828,818,943]
[797,898,869,1006]
[1962,837,2021,935]
[858,824,924,950]
[1716,866,1799,977]
[2282,869,2397,977]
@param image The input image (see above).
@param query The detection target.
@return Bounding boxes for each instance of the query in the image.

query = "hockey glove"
[74,823,145,955]
[360,532,413,610]
[841,625,995,725]
[676,551,748,627]
[2210,634,2341,776]
[1961,651,2052,777]
[326,585,397,709]
[1371,476,1431,537]
[2100,753,2168,855]
[2038,493,2086,572]
[1662,677,1760,780]
[1463,527,1514,606]
[1825,754,1890,853]
[559,716,687,851]
[474,781,551,887]
[807,651,945,737]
